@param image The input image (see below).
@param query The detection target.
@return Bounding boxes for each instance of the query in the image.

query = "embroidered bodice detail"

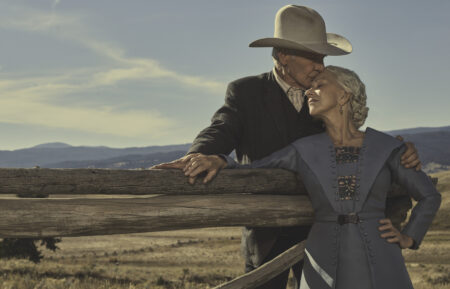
[338,175,357,200]
[335,146,361,202]
[335,146,361,164]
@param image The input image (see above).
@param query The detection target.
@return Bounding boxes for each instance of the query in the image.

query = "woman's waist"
[314,211,385,224]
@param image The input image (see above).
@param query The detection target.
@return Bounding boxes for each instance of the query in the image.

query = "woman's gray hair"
[326,65,369,128]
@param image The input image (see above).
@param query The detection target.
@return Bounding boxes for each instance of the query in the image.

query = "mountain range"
[0,126,448,173]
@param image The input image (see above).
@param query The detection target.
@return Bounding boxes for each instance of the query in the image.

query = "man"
[153,5,420,288]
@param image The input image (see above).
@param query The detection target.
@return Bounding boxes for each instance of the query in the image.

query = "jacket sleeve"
[188,81,244,156]
[388,144,441,249]
[223,143,300,172]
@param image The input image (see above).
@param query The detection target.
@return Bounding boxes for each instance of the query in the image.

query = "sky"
[0,0,449,150]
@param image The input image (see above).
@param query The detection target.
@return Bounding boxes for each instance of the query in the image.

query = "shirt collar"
[272,67,292,94]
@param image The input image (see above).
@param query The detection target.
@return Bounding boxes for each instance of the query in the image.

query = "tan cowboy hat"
[250,5,352,55]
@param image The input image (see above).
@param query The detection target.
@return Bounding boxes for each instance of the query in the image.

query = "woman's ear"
[339,90,351,106]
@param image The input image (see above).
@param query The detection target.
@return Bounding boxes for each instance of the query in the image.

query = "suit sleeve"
[388,144,441,249]
[223,144,300,172]
[188,82,244,156]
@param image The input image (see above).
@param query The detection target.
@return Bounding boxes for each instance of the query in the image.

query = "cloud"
[0,97,174,138]
[0,2,226,139]
[0,3,225,94]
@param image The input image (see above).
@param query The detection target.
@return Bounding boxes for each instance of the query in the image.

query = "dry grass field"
[0,170,449,289]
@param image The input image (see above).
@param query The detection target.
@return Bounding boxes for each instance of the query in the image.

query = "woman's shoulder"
[364,127,404,152]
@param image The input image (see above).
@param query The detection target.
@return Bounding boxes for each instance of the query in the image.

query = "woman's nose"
[305,89,314,98]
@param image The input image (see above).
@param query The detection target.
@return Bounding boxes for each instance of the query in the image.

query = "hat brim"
[249,33,352,56]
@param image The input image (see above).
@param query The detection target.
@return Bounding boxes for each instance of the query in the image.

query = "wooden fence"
[0,167,417,288]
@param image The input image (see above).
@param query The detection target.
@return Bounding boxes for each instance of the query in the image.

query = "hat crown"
[274,5,327,44]
[248,4,352,56]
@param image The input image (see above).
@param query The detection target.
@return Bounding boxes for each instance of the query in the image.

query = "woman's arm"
[180,144,301,184]
[222,143,300,171]
[385,144,441,249]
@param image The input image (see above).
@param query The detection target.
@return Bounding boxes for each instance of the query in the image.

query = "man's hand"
[150,154,199,170]
[396,136,421,171]
[378,218,414,249]
[183,154,227,184]
[150,153,227,184]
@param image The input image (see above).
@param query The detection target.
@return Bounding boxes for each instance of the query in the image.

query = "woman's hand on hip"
[378,218,414,249]
[183,154,227,184]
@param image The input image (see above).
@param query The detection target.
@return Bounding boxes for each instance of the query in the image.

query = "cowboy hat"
[250,5,352,55]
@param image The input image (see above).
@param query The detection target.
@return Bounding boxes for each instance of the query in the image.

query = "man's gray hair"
[272,48,282,69]
[326,65,369,128]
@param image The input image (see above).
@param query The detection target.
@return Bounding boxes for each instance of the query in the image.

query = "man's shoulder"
[228,71,273,90]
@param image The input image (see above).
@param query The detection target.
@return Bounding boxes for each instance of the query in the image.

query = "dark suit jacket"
[188,71,324,266]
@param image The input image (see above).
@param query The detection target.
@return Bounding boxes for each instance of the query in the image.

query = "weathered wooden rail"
[0,168,412,238]
[0,167,420,289]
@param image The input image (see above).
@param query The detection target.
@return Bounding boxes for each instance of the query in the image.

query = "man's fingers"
[400,145,416,161]
[184,157,202,172]
[184,160,202,175]
[401,154,418,168]
[204,169,218,183]
[395,135,404,142]
[188,176,197,185]
[186,165,208,178]
[150,162,184,169]
[415,163,422,171]
[406,159,420,170]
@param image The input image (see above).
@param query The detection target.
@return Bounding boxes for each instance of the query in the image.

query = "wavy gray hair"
[326,65,369,128]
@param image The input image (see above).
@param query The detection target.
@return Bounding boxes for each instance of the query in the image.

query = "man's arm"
[188,81,244,155]
[151,82,245,182]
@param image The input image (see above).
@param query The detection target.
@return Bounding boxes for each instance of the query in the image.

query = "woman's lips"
[308,98,319,104]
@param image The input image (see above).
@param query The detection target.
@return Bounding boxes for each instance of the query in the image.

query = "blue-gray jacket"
[225,127,441,289]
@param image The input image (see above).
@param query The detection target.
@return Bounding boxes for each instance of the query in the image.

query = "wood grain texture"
[0,195,314,238]
[0,168,303,196]
[213,241,306,289]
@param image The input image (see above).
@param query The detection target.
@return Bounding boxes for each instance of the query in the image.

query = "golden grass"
[0,171,449,289]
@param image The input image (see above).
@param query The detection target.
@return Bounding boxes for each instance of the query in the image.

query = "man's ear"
[278,51,289,67]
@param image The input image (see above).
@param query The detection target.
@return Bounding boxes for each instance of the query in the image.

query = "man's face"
[278,50,325,89]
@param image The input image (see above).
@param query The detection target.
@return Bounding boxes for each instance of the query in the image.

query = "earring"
[339,104,343,115]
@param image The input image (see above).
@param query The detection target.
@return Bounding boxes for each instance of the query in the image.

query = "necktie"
[287,87,304,112]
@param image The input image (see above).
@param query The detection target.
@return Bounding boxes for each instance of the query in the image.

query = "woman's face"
[306,70,346,118]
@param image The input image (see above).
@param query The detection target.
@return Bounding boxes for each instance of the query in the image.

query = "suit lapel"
[261,72,289,144]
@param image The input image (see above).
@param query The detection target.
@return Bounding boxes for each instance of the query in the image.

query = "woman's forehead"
[314,70,334,82]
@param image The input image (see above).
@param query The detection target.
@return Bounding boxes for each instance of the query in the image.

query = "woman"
[180,66,441,289]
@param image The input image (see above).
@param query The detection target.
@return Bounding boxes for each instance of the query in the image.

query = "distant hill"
[386,125,450,136]
[44,150,187,169]
[0,125,448,171]
[385,130,450,173]
[0,144,191,168]
[31,142,73,149]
